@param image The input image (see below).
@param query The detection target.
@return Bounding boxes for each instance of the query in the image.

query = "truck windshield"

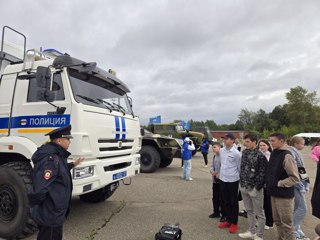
[68,69,133,115]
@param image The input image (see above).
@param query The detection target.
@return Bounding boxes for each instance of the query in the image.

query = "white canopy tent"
[294,133,320,138]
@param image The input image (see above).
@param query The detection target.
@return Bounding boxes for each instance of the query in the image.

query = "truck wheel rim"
[0,184,17,221]
[141,155,151,165]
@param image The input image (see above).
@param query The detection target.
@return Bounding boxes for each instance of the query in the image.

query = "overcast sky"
[1,0,320,125]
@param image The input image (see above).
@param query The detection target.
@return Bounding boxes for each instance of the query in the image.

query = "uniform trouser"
[221,181,239,224]
[37,225,63,240]
[202,152,208,165]
[240,187,266,238]
[271,196,295,240]
[212,182,225,216]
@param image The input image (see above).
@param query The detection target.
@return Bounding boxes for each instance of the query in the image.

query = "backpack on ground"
[155,223,182,240]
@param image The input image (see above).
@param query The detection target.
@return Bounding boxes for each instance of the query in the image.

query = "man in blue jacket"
[182,137,195,181]
[28,125,84,240]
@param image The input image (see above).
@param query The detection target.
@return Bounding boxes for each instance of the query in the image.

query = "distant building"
[210,130,249,141]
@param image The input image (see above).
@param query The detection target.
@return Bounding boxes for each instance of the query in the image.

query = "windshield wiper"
[76,94,100,104]
[112,103,126,115]
[96,98,113,112]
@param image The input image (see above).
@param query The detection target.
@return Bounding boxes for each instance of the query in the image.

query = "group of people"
[208,132,319,240]
[27,126,320,240]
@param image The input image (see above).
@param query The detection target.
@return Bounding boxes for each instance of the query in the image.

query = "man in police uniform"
[28,125,84,240]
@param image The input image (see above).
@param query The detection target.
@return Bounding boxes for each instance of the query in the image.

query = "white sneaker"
[238,231,255,239]
[203,165,208,167]
[264,225,273,230]
[254,235,263,240]
[186,178,193,181]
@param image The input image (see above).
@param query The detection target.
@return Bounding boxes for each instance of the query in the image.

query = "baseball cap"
[223,133,235,140]
[184,137,191,142]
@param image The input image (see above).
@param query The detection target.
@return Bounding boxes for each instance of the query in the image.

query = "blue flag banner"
[184,121,190,130]
[149,115,161,124]
[179,120,185,127]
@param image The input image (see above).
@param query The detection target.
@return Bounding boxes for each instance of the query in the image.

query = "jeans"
[182,160,192,180]
[271,196,295,240]
[240,187,266,238]
[293,186,307,238]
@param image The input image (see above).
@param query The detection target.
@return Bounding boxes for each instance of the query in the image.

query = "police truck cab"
[0,26,141,239]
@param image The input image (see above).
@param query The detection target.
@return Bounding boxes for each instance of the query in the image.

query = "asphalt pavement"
[24,146,319,240]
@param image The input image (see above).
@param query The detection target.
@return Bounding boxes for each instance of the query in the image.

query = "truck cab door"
[0,73,16,136]
[10,71,71,146]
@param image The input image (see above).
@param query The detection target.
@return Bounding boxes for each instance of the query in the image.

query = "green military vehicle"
[148,123,205,155]
[140,129,182,173]
[191,126,213,141]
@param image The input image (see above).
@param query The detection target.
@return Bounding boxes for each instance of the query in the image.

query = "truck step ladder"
[0,26,26,71]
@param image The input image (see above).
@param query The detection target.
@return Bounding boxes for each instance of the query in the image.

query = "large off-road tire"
[79,182,119,203]
[159,157,173,168]
[0,161,37,239]
[140,146,161,173]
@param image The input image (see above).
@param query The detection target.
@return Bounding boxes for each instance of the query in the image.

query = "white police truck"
[0,26,141,239]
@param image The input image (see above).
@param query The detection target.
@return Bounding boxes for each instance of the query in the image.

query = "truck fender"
[0,136,38,160]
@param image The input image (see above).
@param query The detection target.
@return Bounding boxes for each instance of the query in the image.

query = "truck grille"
[97,138,134,158]
[99,146,132,151]
[98,139,134,143]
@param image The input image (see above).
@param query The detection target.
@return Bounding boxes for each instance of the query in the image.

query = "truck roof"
[1,47,131,94]
[53,55,130,93]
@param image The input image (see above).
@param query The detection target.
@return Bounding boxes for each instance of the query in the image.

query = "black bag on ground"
[155,223,182,240]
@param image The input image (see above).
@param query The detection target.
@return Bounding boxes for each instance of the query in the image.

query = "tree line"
[190,86,320,138]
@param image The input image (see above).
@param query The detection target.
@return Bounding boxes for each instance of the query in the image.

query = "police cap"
[45,125,73,140]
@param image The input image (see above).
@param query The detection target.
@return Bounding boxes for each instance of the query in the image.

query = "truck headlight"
[135,156,140,165]
[73,166,94,179]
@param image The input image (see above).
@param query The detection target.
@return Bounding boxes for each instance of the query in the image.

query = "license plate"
[113,171,127,180]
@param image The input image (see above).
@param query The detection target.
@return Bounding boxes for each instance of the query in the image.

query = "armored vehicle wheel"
[79,182,119,203]
[0,161,37,239]
[140,146,161,173]
[159,157,173,168]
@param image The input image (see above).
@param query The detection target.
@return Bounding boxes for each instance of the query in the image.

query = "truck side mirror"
[140,128,145,136]
[37,89,55,102]
[36,66,55,102]
[36,66,51,89]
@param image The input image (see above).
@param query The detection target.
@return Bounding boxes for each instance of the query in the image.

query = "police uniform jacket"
[28,142,74,227]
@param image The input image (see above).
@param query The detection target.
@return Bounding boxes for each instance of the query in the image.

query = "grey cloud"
[1,0,320,125]
[247,60,279,73]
